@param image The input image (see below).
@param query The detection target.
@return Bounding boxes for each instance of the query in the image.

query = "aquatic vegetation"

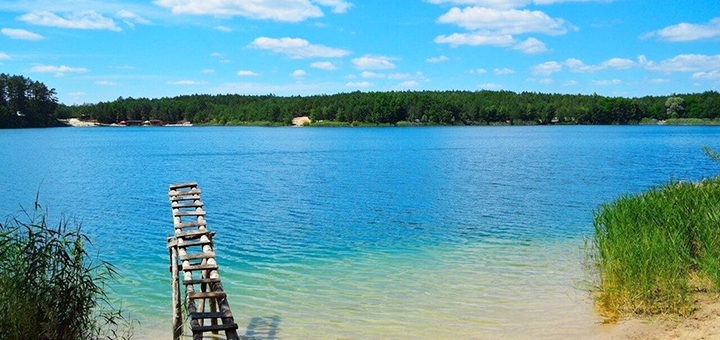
[0,200,135,340]
[591,178,720,320]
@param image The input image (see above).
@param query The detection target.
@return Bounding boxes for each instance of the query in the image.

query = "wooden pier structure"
[167,183,240,340]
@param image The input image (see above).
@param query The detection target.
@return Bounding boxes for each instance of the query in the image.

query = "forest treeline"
[3,72,720,128]
[63,90,720,126]
[0,74,59,128]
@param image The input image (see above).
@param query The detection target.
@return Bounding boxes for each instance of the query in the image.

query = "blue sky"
[1,0,719,105]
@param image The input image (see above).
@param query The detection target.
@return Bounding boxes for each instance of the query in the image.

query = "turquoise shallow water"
[1,126,718,339]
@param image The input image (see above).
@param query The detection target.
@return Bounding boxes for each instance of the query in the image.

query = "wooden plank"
[180,252,216,261]
[173,210,206,217]
[169,182,198,190]
[175,229,210,239]
[169,188,202,196]
[170,194,201,202]
[172,202,204,209]
[184,278,221,285]
[177,239,213,248]
[192,323,239,333]
[190,311,234,319]
[188,291,227,300]
[183,264,218,272]
[174,220,207,229]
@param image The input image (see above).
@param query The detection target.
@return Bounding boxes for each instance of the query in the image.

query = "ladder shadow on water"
[240,315,281,340]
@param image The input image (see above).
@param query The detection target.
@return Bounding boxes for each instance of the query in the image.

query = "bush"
[590,178,720,320]
[0,200,135,340]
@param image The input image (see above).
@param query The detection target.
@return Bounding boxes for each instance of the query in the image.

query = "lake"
[1,126,718,339]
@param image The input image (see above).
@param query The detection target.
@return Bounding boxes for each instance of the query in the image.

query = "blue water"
[1,126,718,339]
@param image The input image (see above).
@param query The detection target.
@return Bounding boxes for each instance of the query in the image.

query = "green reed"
[0,200,135,340]
[591,177,720,320]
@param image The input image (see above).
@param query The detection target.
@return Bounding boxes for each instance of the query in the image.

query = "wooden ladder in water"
[167,182,240,340]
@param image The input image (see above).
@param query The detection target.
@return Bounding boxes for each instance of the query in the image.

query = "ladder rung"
[169,182,198,190]
[169,188,201,196]
[184,278,221,285]
[188,291,227,300]
[192,323,238,333]
[173,210,206,217]
[175,230,210,239]
[174,220,207,229]
[177,239,213,248]
[190,311,234,319]
[172,202,204,209]
[180,252,216,261]
[183,264,218,272]
[170,194,202,202]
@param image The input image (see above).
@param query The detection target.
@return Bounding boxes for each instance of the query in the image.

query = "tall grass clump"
[591,177,720,320]
[0,200,135,340]
[591,177,720,319]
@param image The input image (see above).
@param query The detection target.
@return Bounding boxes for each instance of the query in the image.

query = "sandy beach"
[62,118,102,127]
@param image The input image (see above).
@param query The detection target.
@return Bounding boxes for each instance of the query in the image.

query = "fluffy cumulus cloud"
[645,54,720,73]
[237,70,260,76]
[426,55,450,63]
[249,37,350,59]
[532,61,562,75]
[346,81,372,88]
[19,11,121,31]
[116,10,150,28]
[643,17,720,42]
[1,28,44,40]
[0,52,10,61]
[30,64,88,76]
[494,67,515,75]
[310,61,338,70]
[434,6,575,53]
[154,0,352,22]
[292,69,307,78]
[693,71,720,80]
[352,55,396,70]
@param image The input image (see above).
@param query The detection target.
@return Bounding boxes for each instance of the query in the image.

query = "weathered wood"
[175,229,210,239]
[171,202,204,209]
[174,220,207,229]
[183,278,221,285]
[173,210,206,217]
[192,323,239,333]
[180,252,216,261]
[170,194,202,202]
[169,182,198,190]
[169,188,202,196]
[188,291,227,300]
[183,263,218,272]
[177,238,213,248]
[170,245,183,340]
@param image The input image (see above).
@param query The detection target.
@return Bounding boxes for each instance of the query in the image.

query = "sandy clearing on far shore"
[63,118,101,127]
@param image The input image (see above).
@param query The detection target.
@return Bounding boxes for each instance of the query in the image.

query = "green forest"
[3,73,720,128]
[0,74,60,128]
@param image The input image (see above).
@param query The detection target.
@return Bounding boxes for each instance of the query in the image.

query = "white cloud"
[1,28,44,40]
[470,68,487,74]
[600,57,635,69]
[425,0,530,9]
[116,10,150,28]
[237,70,260,76]
[69,92,86,98]
[95,80,117,86]
[167,80,207,85]
[512,37,547,54]
[564,58,599,72]
[591,79,621,85]
[494,67,515,75]
[649,78,669,84]
[397,80,419,87]
[437,7,574,35]
[645,54,720,73]
[564,80,577,86]
[214,26,232,32]
[311,61,338,70]
[426,55,449,63]
[249,37,350,59]
[19,11,121,31]
[388,73,410,79]
[479,82,503,90]
[292,69,306,78]
[346,81,372,87]
[352,54,396,70]
[643,18,720,42]
[361,71,384,78]
[30,64,88,76]
[154,0,340,22]
[435,32,514,46]
[692,71,720,80]
[532,61,562,75]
